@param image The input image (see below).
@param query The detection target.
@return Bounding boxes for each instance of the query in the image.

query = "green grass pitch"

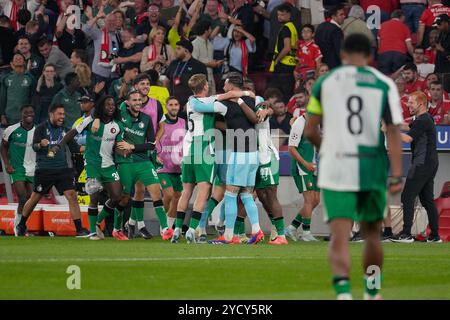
[0,237,449,300]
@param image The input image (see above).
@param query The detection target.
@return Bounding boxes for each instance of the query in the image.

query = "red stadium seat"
[426,182,450,242]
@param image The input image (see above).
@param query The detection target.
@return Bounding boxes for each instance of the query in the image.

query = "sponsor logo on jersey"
[16,133,22,138]
[124,127,144,137]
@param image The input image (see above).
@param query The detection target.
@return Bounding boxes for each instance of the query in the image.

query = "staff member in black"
[165,39,207,113]
[392,91,442,243]
[15,104,89,237]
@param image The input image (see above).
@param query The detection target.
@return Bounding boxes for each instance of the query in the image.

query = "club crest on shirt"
[111,127,117,134]
[138,122,144,129]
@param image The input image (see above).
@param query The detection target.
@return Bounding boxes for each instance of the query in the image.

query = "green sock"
[333,276,351,296]
[189,211,202,229]
[273,217,285,236]
[291,214,302,228]
[114,209,123,230]
[132,200,145,221]
[88,207,98,233]
[234,216,245,235]
[302,218,311,231]
[154,201,168,229]
[364,273,383,297]
[176,211,185,229]
[97,204,114,224]
[205,198,219,218]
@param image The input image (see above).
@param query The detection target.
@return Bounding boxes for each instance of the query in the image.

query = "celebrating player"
[304,34,403,300]
[286,113,320,242]
[1,105,36,234]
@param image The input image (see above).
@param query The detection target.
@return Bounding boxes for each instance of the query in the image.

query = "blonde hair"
[149,26,166,45]
[410,91,428,107]
[75,63,92,87]
[188,74,208,94]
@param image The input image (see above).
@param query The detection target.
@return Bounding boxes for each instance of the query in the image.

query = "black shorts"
[34,169,76,195]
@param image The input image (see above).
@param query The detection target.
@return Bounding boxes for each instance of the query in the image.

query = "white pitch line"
[0,256,283,263]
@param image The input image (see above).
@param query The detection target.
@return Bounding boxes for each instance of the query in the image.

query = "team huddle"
[2,34,407,300]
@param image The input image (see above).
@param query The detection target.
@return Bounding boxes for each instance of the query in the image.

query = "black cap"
[78,94,95,103]
[176,39,193,54]
[434,14,449,26]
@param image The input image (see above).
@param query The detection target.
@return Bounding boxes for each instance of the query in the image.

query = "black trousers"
[401,163,439,237]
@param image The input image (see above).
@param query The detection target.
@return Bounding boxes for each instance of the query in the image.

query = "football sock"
[18,215,28,227]
[73,219,82,232]
[224,191,238,241]
[167,216,175,229]
[113,204,125,231]
[333,276,351,296]
[217,201,226,227]
[240,193,260,234]
[87,207,98,233]
[153,200,168,229]
[234,216,245,236]
[273,217,285,236]
[189,211,202,230]
[175,211,185,229]
[199,197,219,230]
[137,221,146,230]
[97,201,114,224]
[268,212,275,225]
[291,214,303,229]
[302,218,311,231]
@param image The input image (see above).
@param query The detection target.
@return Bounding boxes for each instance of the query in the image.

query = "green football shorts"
[159,173,183,192]
[10,172,34,184]
[293,174,319,193]
[85,164,120,183]
[255,156,279,189]
[118,161,160,194]
[322,188,387,223]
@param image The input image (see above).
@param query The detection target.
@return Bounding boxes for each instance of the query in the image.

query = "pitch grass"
[0,237,449,300]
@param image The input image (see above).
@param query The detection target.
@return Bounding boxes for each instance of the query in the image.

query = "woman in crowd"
[140,26,174,73]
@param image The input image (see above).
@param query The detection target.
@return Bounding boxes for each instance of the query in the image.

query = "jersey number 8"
[347,95,363,135]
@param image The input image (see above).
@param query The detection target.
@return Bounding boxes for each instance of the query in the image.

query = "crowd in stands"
[0,0,449,141]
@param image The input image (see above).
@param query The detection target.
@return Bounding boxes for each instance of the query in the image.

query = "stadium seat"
[427,182,450,242]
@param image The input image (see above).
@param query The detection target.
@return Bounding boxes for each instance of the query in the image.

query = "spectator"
[268,4,298,103]
[0,52,35,126]
[1,0,41,31]
[214,24,255,77]
[294,24,322,82]
[37,38,74,80]
[359,0,398,23]
[269,99,292,147]
[141,25,174,73]
[192,20,221,95]
[33,63,63,124]
[50,72,82,128]
[418,0,450,47]
[15,5,47,51]
[146,68,171,112]
[304,75,316,96]
[428,81,450,124]
[395,76,412,121]
[377,10,414,75]
[168,3,200,50]
[54,2,87,58]
[164,39,207,108]
[113,9,125,32]
[70,49,88,67]
[109,62,139,103]
[316,63,330,77]
[82,11,119,87]
[315,4,345,70]
[413,46,435,78]
[0,15,16,67]
[424,72,449,99]
[126,0,149,27]
[137,3,169,41]
[341,5,375,48]
[255,0,284,56]
[114,27,144,70]
[16,35,44,78]
[200,0,227,31]
[425,29,440,64]
[400,0,427,34]
[160,0,180,24]
[403,63,427,94]
[435,14,450,92]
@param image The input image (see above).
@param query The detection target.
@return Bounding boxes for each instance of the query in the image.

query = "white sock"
[251,223,261,234]
[128,218,136,226]
[113,228,120,232]
[167,217,175,229]
[199,227,206,235]
[287,225,296,232]
[188,227,195,234]
[137,221,145,229]
[224,228,234,241]
[217,220,225,228]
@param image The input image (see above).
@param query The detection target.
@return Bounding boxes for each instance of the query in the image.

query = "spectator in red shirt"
[428,81,450,124]
[413,46,435,78]
[377,10,414,75]
[400,0,427,33]
[425,29,440,64]
[418,0,450,47]
[403,63,427,94]
[294,24,322,81]
[359,0,399,21]
[424,73,450,99]
[395,76,412,122]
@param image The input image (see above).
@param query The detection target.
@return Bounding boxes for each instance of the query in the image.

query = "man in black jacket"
[314,4,345,70]
[392,92,442,243]
[15,104,89,237]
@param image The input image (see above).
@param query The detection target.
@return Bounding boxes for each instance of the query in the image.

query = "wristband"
[237,98,244,105]
[243,90,251,96]
[388,176,402,186]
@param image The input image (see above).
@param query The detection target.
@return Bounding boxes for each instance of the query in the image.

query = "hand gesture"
[40,139,49,148]
[94,81,105,93]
